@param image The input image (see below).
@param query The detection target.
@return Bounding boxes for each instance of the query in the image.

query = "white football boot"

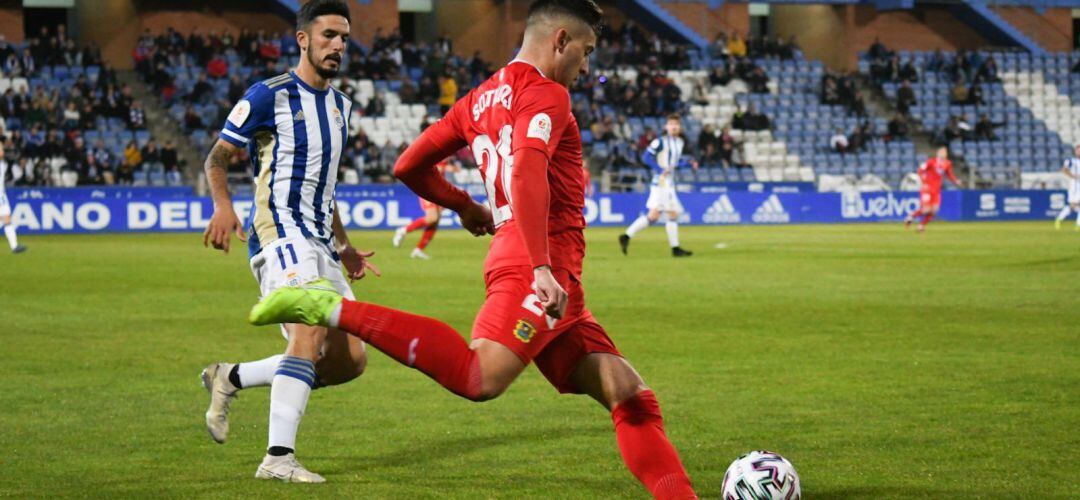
[410,248,431,260]
[392,226,407,247]
[255,453,326,483]
[200,362,238,444]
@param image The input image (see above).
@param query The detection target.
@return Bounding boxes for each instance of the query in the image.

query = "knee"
[425,213,440,226]
[466,380,508,402]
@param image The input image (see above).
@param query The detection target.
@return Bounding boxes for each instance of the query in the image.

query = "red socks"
[612,391,697,500]
[921,212,935,225]
[405,217,427,233]
[336,300,483,400]
[417,227,437,250]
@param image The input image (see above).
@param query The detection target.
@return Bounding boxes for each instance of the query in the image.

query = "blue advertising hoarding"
[3,186,1066,234]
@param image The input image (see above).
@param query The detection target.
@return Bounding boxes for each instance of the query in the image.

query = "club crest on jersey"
[285,272,301,287]
[513,319,537,343]
[332,108,344,129]
[472,84,513,121]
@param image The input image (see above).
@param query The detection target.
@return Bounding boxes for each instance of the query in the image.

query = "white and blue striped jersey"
[1064,157,1080,195]
[643,135,688,188]
[219,72,352,258]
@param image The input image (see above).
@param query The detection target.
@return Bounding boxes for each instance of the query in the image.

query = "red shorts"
[920,189,940,207]
[419,198,441,212]
[471,266,621,393]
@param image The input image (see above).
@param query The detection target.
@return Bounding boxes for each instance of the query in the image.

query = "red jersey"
[919,157,957,192]
[425,61,587,277]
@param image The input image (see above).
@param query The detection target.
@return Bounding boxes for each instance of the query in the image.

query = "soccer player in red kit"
[392,158,461,259]
[249,1,697,498]
[905,146,961,232]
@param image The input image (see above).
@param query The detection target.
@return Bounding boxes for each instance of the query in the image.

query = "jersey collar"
[509,58,546,78]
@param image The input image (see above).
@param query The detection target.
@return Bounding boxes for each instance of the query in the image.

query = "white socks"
[665,220,680,248]
[3,224,16,250]
[625,215,650,238]
[1056,206,1072,222]
[268,356,316,451]
[236,354,284,388]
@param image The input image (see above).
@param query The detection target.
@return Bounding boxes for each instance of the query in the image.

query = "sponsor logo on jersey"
[472,84,513,121]
[513,319,537,343]
[293,110,305,122]
[228,100,251,127]
[702,195,741,224]
[751,194,790,223]
[527,113,552,144]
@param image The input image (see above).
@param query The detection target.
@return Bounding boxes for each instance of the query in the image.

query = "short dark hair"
[666,114,682,122]
[527,0,603,36]
[297,0,351,31]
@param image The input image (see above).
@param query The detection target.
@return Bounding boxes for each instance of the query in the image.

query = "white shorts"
[1069,185,1080,205]
[645,186,683,213]
[0,191,10,218]
[250,236,354,338]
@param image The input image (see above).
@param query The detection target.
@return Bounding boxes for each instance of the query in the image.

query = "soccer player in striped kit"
[199,0,378,483]
[0,141,26,254]
[1053,144,1080,230]
[620,114,696,257]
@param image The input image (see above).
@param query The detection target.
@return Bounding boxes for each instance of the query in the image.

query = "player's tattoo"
[205,141,232,174]
[205,141,236,203]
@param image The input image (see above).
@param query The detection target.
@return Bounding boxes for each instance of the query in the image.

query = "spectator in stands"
[867,37,891,61]
[849,90,867,117]
[128,100,146,130]
[161,139,179,172]
[612,114,633,143]
[820,72,840,105]
[591,115,615,143]
[727,33,747,58]
[746,66,770,94]
[734,104,770,131]
[437,73,457,115]
[976,56,999,83]
[898,59,918,82]
[697,124,720,164]
[940,116,963,144]
[849,121,874,151]
[142,138,163,174]
[365,92,387,117]
[206,51,228,79]
[188,73,213,104]
[887,114,909,141]
[957,114,973,139]
[61,102,80,131]
[718,125,738,169]
[1072,58,1080,74]
[975,114,1005,141]
[950,79,969,105]
[709,32,728,59]
[830,128,849,153]
[709,64,732,87]
[896,80,916,115]
[64,136,90,185]
[968,82,984,106]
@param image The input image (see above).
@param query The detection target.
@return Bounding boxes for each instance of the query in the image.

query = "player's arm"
[510,86,572,319]
[1060,163,1078,180]
[642,139,671,178]
[204,84,272,253]
[393,104,492,236]
[203,139,246,253]
[946,164,962,187]
[331,202,380,281]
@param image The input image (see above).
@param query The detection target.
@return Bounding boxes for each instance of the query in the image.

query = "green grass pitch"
[1,222,1077,498]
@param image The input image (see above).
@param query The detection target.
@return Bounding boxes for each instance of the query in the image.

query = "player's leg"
[535,319,696,500]
[920,202,939,229]
[666,195,691,257]
[201,353,284,444]
[412,207,440,259]
[623,191,663,253]
[0,213,24,253]
[1072,202,1080,229]
[1054,203,1072,229]
[313,328,367,386]
[253,323,329,483]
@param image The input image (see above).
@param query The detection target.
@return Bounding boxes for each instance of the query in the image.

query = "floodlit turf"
[1,222,1078,498]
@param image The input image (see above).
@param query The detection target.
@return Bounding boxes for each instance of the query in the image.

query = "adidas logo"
[752,194,790,223]
[294,110,305,122]
[702,195,741,224]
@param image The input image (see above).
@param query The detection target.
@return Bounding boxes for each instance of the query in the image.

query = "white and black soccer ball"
[721,450,801,500]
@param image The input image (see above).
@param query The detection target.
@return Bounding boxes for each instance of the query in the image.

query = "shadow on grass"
[812,485,966,499]
[1006,255,1079,267]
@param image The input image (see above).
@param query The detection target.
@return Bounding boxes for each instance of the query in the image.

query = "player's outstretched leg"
[569,353,697,500]
[904,208,922,229]
[1054,205,1072,230]
[394,217,427,247]
[622,213,653,255]
[250,279,516,401]
[0,220,25,253]
[665,211,692,257]
[201,355,283,443]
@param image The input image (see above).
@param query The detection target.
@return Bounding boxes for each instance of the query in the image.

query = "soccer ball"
[721,450,801,500]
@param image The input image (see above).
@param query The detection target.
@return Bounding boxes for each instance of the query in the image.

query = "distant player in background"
[620,114,695,257]
[1053,144,1080,230]
[905,146,960,232]
[0,141,27,254]
[199,0,378,483]
[392,158,461,259]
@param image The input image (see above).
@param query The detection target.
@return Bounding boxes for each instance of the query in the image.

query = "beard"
[308,50,341,79]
